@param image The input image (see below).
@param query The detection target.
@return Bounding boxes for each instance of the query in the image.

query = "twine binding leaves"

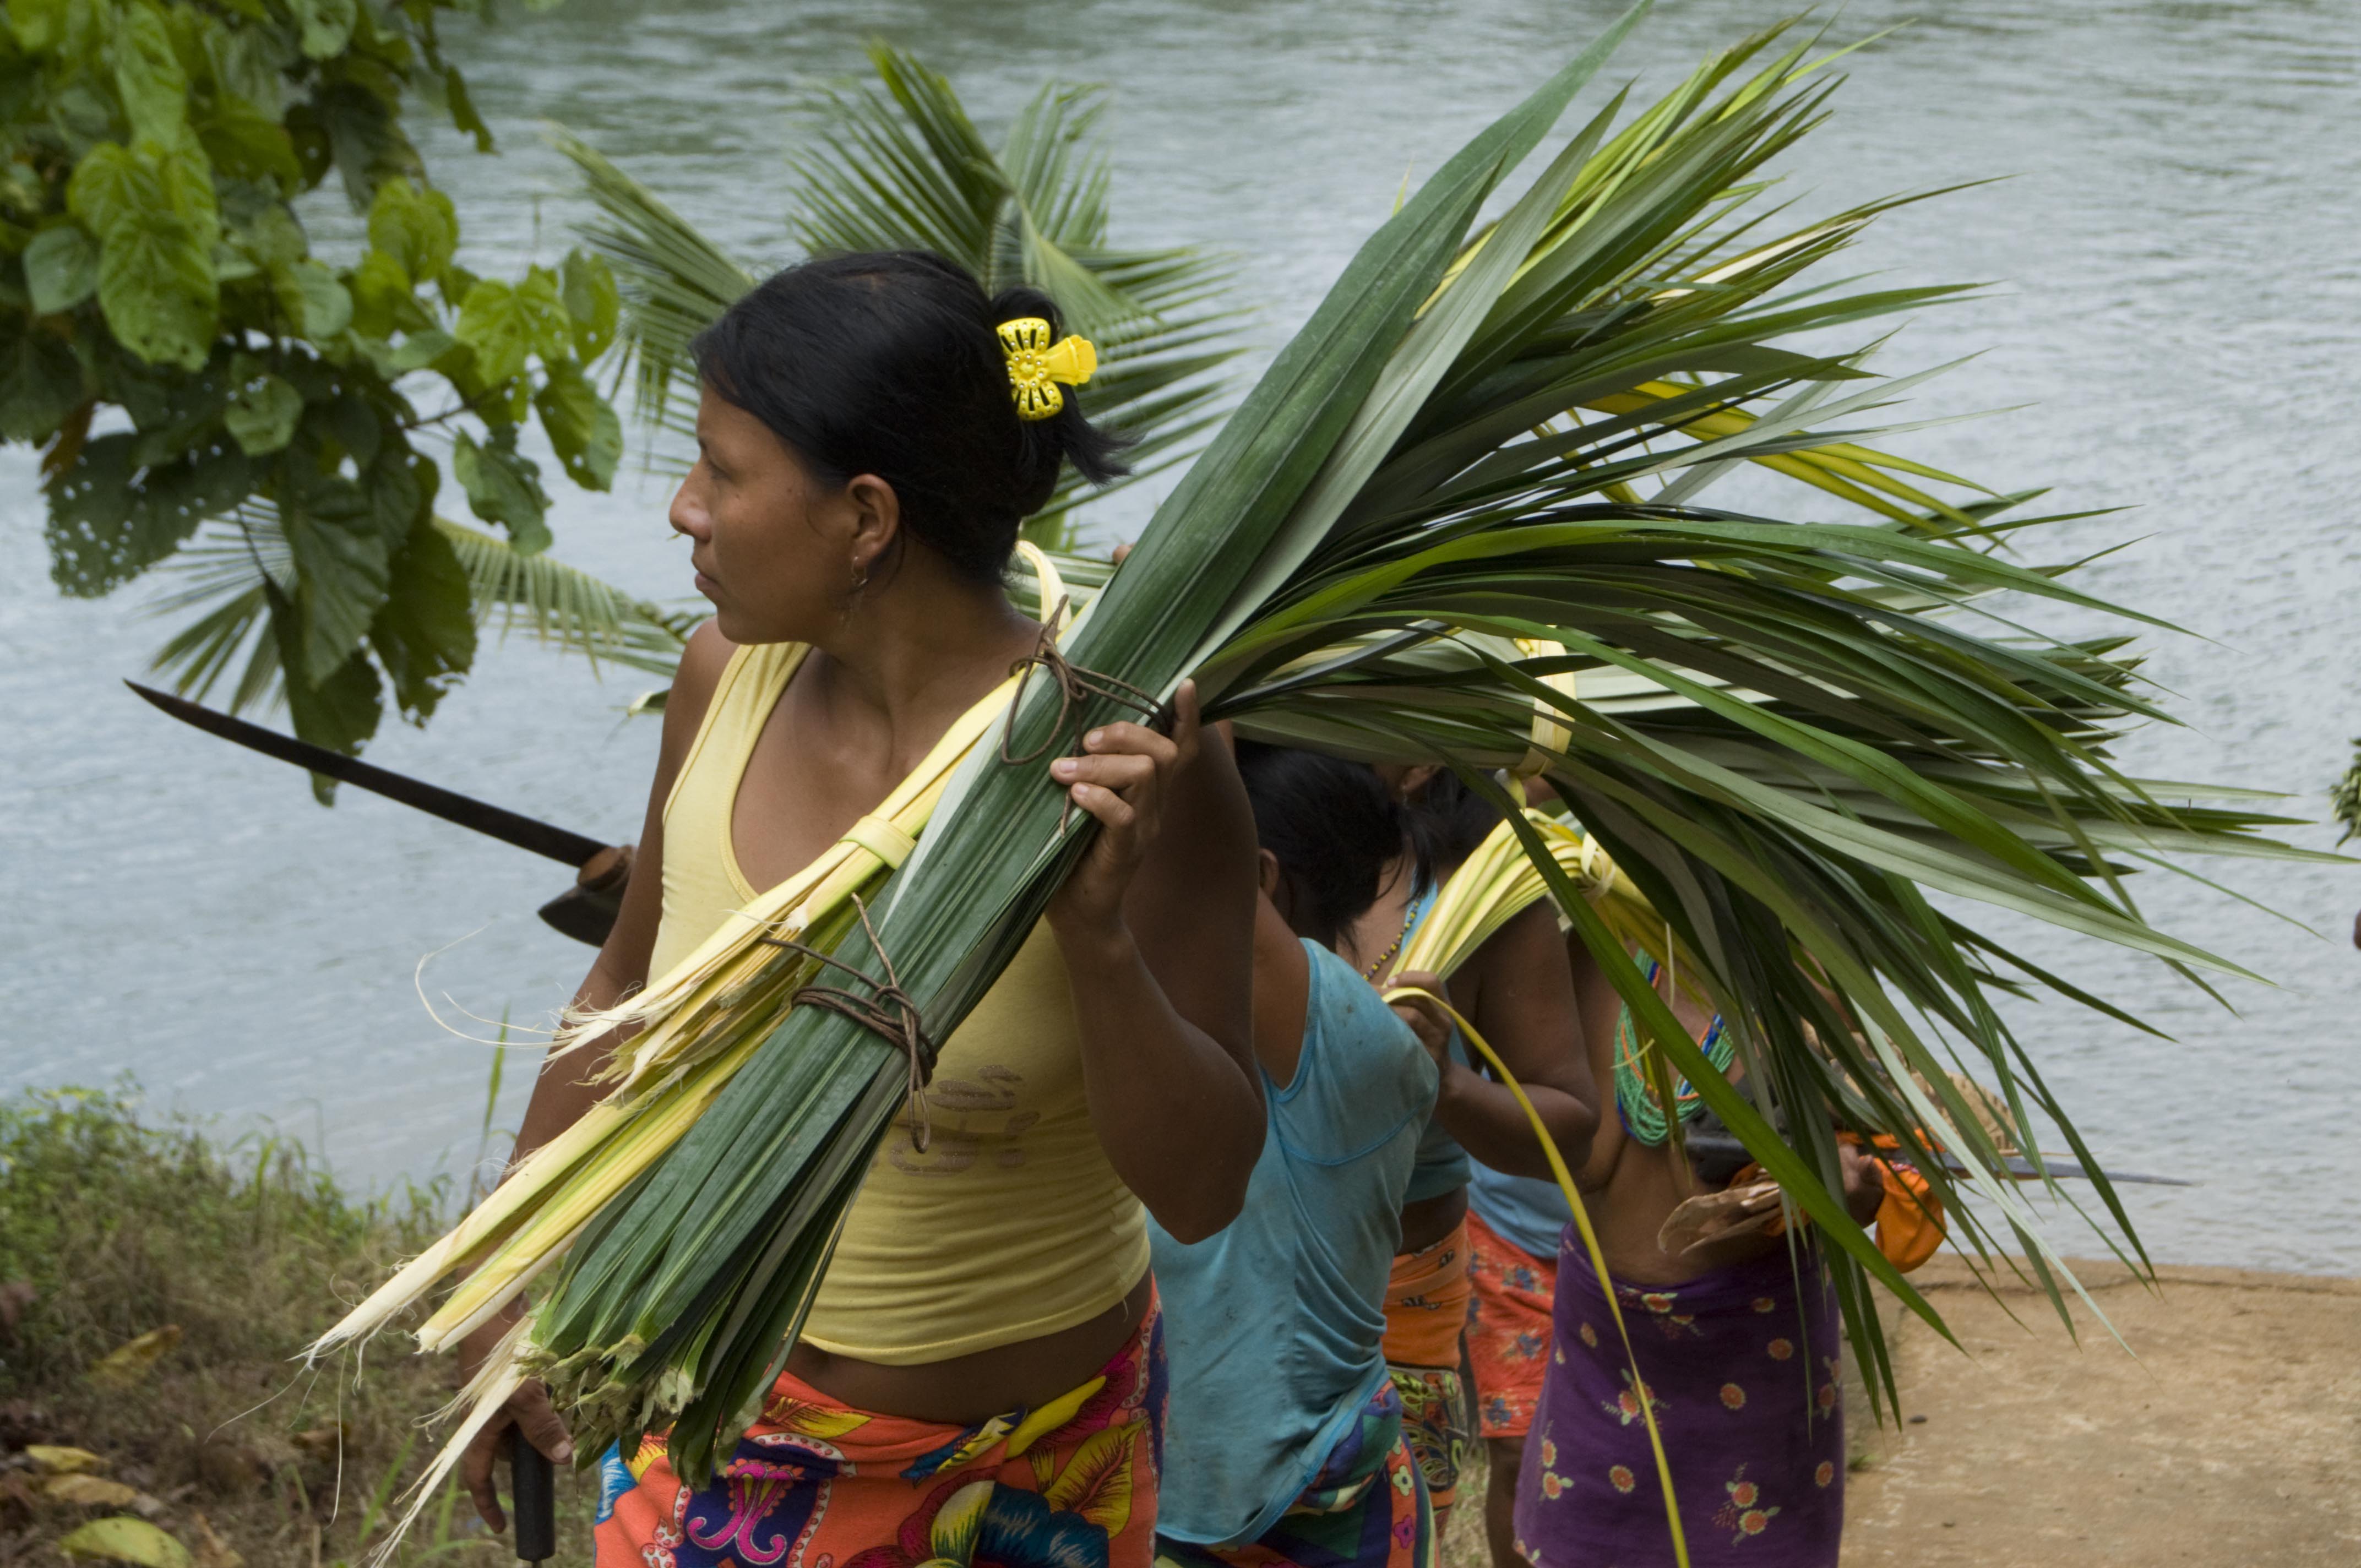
[759,894,940,1151]
[999,598,1165,824]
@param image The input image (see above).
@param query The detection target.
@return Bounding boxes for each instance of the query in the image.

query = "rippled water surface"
[5,1,2357,1271]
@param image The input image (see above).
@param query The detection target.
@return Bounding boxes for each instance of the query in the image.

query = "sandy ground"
[1840,1256,2360,1566]
[1438,1256,2360,1567]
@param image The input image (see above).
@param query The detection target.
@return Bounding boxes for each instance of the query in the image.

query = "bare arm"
[1435,901,1600,1180]
[460,619,732,1529]
[508,620,735,1162]
[1048,683,1265,1243]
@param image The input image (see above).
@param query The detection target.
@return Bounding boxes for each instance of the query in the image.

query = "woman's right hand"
[1387,970,1456,1074]
[458,1307,575,1533]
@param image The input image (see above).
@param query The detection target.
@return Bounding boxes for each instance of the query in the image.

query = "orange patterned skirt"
[1464,1211,1556,1441]
[594,1293,1166,1568]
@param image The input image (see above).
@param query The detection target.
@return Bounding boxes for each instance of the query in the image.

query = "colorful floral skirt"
[1464,1212,1556,1442]
[1378,1223,1473,1519]
[1514,1245,1843,1567]
[1154,1381,1430,1568]
[593,1293,1167,1568]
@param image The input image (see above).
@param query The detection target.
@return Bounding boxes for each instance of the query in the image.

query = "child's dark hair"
[1235,740,1408,951]
[690,251,1129,581]
[1406,767,1502,893]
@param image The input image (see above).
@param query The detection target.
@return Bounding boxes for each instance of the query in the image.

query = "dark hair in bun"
[1407,767,1502,893]
[691,251,1129,582]
[1235,741,1408,950]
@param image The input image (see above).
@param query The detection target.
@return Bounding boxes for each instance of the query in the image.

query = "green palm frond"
[437,520,699,678]
[555,43,1244,543]
[147,509,294,715]
[150,511,695,715]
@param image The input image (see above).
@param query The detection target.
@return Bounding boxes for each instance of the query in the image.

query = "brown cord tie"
[999,598,1162,768]
[758,894,940,1151]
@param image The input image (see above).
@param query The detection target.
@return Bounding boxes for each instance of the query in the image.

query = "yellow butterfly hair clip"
[997,318,1098,421]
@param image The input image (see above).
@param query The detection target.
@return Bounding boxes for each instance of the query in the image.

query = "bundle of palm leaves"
[321,8,2330,1541]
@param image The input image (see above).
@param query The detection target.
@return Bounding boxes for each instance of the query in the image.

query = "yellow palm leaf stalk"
[1579,380,1984,525]
[1392,808,1674,982]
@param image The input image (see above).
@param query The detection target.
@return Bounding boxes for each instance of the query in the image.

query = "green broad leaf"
[112,3,189,146]
[266,582,383,798]
[440,65,494,153]
[8,0,71,55]
[370,514,476,721]
[451,428,551,552]
[280,470,392,679]
[388,327,455,372]
[535,358,621,490]
[95,214,217,371]
[561,248,619,361]
[455,270,569,386]
[315,390,382,471]
[228,201,307,271]
[0,322,88,442]
[203,23,284,116]
[311,81,418,208]
[367,177,458,287]
[345,248,420,338]
[285,0,356,60]
[153,135,222,252]
[225,371,302,455]
[273,257,352,338]
[66,144,156,242]
[44,434,249,596]
[368,443,433,546]
[56,1515,189,1568]
[23,225,99,314]
[197,99,301,190]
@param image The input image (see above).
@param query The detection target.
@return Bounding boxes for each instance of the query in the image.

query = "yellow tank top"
[649,641,1150,1364]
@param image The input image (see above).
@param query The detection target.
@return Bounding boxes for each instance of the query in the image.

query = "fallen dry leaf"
[57,1515,192,1568]
[289,1425,347,1462]
[85,1327,183,1391]
[26,1445,107,1477]
[188,1512,243,1568]
[45,1475,142,1509]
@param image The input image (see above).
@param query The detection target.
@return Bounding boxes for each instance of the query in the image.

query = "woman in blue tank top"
[1342,769,1598,1538]
[1152,742,1449,1568]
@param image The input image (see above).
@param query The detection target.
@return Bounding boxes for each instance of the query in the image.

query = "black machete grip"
[507,1425,556,1563]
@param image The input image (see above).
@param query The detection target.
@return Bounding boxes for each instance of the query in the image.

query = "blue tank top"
[1150,941,1440,1546]
[1467,1164,1569,1259]
[1397,883,1473,1202]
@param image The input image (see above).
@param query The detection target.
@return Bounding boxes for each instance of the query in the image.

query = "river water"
[4,0,2355,1273]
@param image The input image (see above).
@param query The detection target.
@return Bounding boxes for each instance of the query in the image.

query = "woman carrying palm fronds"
[456,251,1267,1568]
[1514,947,1887,1568]
[1347,771,1599,1530]
[1151,742,1449,1568]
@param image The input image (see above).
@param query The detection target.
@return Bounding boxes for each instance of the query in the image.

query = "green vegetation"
[0,1083,596,1566]
[1,0,623,789]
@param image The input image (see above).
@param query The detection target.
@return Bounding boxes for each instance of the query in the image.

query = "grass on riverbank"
[0,1083,597,1567]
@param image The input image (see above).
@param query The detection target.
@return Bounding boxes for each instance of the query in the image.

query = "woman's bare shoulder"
[651,619,737,775]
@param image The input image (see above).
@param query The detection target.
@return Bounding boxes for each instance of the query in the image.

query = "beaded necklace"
[1362,880,1434,981]
[1611,959,1732,1147]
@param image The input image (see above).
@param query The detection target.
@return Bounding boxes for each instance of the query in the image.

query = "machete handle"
[506,1424,556,1563]
[537,844,634,947]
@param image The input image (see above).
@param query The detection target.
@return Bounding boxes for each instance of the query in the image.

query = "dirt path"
[1437,1256,2359,1567]
[1840,1256,2361,1566]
